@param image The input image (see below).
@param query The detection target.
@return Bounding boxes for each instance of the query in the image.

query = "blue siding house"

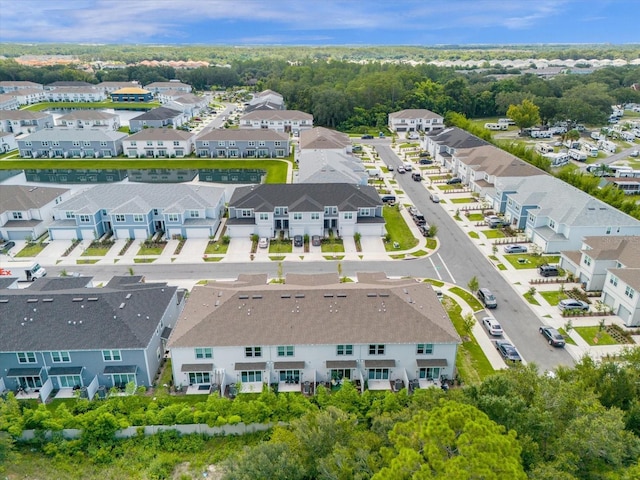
[0,276,185,401]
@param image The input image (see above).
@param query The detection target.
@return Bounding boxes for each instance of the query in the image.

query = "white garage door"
[80,229,95,240]
[133,229,148,239]
[617,305,631,323]
[50,229,77,240]
[167,228,182,239]
[114,228,130,239]
[7,230,32,240]
[184,228,210,239]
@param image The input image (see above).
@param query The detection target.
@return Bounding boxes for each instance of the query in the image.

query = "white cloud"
[0,0,577,43]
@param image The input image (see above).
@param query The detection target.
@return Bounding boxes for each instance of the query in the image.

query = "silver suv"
[477,288,497,309]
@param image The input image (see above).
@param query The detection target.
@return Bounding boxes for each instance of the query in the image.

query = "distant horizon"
[1,0,638,45]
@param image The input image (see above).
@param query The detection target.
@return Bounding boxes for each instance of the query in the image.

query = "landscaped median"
[382,204,419,253]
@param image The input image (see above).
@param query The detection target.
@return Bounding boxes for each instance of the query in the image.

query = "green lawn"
[449,286,484,311]
[497,264,507,271]
[424,279,445,287]
[425,238,437,249]
[15,243,47,257]
[0,158,290,184]
[523,292,541,305]
[136,245,165,256]
[81,246,112,256]
[574,326,618,346]
[481,229,505,239]
[76,259,99,264]
[24,101,160,111]
[468,231,479,239]
[382,204,419,251]
[204,240,229,254]
[539,290,568,306]
[443,296,495,383]
[320,238,345,253]
[411,250,428,257]
[133,258,156,263]
[438,184,458,191]
[466,213,484,221]
[269,240,293,254]
[503,254,561,270]
[558,328,577,346]
[450,198,476,204]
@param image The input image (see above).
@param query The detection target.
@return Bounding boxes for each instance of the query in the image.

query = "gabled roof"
[53,184,224,215]
[229,183,381,212]
[125,127,194,142]
[0,110,52,121]
[168,274,460,348]
[297,150,367,184]
[0,81,43,89]
[46,81,95,88]
[0,276,177,351]
[389,109,442,120]
[428,127,490,149]
[112,87,151,95]
[0,185,69,212]
[581,236,640,268]
[58,110,118,121]
[299,127,350,150]
[131,107,183,121]
[241,110,312,121]
[456,145,543,179]
[47,87,101,94]
[144,82,192,89]
[196,129,288,142]
[17,128,127,143]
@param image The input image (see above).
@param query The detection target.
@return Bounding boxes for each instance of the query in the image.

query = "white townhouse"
[298,127,352,154]
[0,132,18,153]
[422,127,490,170]
[388,109,444,134]
[7,88,47,106]
[560,236,640,326]
[144,81,192,94]
[96,81,142,94]
[123,128,195,158]
[0,111,54,135]
[56,110,121,130]
[296,150,369,186]
[0,94,19,111]
[46,87,107,103]
[0,81,44,93]
[239,110,313,134]
[168,273,460,395]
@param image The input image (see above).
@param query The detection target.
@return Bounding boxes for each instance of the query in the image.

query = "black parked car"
[294,235,303,247]
[496,341,522,362]
[446,177,462,184]
[539,326,565,347]
[361,134,374,139]
[0,241,15,254]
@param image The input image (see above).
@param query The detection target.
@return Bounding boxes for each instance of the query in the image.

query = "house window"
[153,209,159,215]
[217,141,225,147]
[202,141,209,146]
[625,286,635,299]
[311,213,319,220]
[278,370,300,382]
[173,141,180,146]
[51,351,71,363]
[111,373,135,386]
[610,275,618,287]
[12,212,23,219]
[259,213,269,220]
[229,141,236,147]
[248,141,255,147]
[189,210,200,218]
[274,141,281,147]
[133,214,144,222]
[528,214,535,223]
[100,141,108,147]
[419,367,440,380]
[336,344,353,356]
[146,141,153,146]
[583,255,592,266]
[293,213,302,220]
[115,214,125,222]
[130,141,137,146]
[83,141,91,146]
[258,141,266,147]
[25,141,32,146]
[42,141,49,147]
[102,350,122,361]
[277,346,294,357]
[65,211,75,219]
[240,209,253,218]
[324,207,338,215]
[52,141,60,147]
[368,368,389,380]
[245,346,262,357]
[416,344,434,355]
[189,372,210,384]
[369,344,385,355]
[17,352,37,364]
[195,347,213,359]
[549,219,555,229]
[241,371,262,382]
[168,214,179,222]
[275,207,288,215]
[606,226,612,235]
[78,214,90,223]
[344,212,353,219]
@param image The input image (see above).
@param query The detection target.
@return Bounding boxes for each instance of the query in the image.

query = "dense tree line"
[2,349,640,478]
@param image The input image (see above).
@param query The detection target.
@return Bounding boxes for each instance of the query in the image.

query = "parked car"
[539,326,566,347]
[381,195,397,204]
[258,237,269,249]
[311,235,321,247]
[0,241,16,254]
[419,158,433,165]
[482,316,503,336]
[430,193,441,203]
[477,288,497,309]
[413,213,426,226]
[504,244,527,254]
[446,177,462,184]
[294,235,303,247]
[387,165,394,171]
[538,265,560,277]
[412,172,422,181]
[558,299,589,312]
[418,224,431,237]
[361,134,374,139]
[397,166,406,174]
[408,206,419,217]
[496,341,522,362]
[485,215,508,228]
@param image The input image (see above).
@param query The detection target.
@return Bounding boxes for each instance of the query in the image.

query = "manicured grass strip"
[574,326,618,346]
[411,250,428,257]
[81,246,111,256]
[449,286,484,311]
[523,292,540,305]
[390,254,405,259]
[426,238,437,249]
[468,231,479,239]
[481,229,505,239]
[558,328,577,346]
[76,259,99,264]
[503,254,560,270]
[467,213,484,221]
[382,204,419,251]
[443,296,495,383]
[205,240,229,254]
[269,240,293,254]
[424,279,445,287]
[133,258,156,263]
[539,290,567,306]
[15,243,47,257]
[269,256,286,261]
[136,245,165,255]
[450,197,476,204]
[320,239,344,253]
[323,255,345,260]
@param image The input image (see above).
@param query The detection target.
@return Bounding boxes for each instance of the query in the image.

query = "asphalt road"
[43,140,575,372]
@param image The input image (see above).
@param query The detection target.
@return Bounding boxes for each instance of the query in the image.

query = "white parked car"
[258,237,269,249]
[482,317,503,336]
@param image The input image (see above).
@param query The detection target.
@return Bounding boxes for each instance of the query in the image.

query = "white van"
[536,143,554,154]
[568,149,588,161]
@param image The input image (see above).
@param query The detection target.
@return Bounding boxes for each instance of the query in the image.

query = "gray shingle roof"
[18,128,127,143]
[0,277,177,351]
[196,129,288,142]
[299,127,350,150]
[429,127,490,149]
[58,111,118,121]
[168,274,460,348]
[54,184,225,215]
[389,109,442,120]
[131,107,182,121]
[241,110,312,121]
[0,185,69,212]
[0,110,52,121]
[297,150,368,184]
[229,183,381,212]
[125,128,194,141]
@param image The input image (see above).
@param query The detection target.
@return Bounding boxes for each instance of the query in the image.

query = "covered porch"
[6,367,44,399]
[181,362,216,395]
[364,359,396,391]
[415,358,449,389]
[273,361,306,393]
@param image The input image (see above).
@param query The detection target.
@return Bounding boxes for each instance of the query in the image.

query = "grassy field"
[382,205,419,251]
[558,328,578,346]
[523,292,541,305]
[574,326,617,346]
[539,290,567,306]
[466,213,484,221]
[15,242,47,257]
[468,231,479,239]
[0,158,290,183]
[24,101,160,111]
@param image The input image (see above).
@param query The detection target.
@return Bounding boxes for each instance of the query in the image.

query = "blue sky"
[0,0,637,45]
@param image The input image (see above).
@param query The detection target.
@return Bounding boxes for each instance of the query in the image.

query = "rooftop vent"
[281,294,291,298]
[403,288,408,294]
[295,294,305,298]
[336,293,347,298]
[125,293,132,299]
[214,300,220,307]
[367,293,377,297]
[88,297,98,301]
[0,299,8,303]
[239,294,249,299]
[27,299,38,303]
[119,302,125,309]
[72,297,83,302]
[42,298,53,302]
[379,293,389,297]
[252,295,262,299]
[324,293,334,298]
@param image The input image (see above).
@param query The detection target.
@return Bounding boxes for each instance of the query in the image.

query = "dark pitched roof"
[0,276,177,351]
[47,81,95,88]
[228,184,381,212]
[429,127,490,149]
[131,107,182,121]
